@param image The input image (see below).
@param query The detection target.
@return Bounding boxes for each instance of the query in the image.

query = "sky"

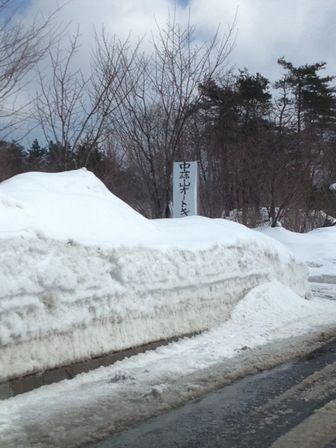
[15,0,336,82]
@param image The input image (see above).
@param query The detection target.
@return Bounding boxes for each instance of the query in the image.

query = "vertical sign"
[173,161,198,218]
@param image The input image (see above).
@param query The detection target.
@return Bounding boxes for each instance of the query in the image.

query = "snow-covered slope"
[0,170,309,379]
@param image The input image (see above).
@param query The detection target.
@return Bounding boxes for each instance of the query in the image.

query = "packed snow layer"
[1,281,336,448]
[0,234,308,379]
[0,170,309,379]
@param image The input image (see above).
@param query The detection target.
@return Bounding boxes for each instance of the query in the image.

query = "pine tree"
[276,58,336,136]
[27,139,46,170]
[234,69,272,136]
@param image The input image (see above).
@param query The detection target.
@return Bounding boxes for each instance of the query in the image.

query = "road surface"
[91,337,336,448]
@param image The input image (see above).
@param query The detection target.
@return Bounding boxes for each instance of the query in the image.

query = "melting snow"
[0,169,335,448]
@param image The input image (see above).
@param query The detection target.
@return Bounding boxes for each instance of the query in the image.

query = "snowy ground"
[0,169,335,448]
[0,169,308,379]
[260,226,336,301]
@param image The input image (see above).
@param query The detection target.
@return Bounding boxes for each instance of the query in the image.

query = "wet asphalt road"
[92,337,336,448]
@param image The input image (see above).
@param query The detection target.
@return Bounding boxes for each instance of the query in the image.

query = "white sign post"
[172,161,198,218]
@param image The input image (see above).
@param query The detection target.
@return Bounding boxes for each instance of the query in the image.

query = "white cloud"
[3,0,334,142]
[18,0,336,81]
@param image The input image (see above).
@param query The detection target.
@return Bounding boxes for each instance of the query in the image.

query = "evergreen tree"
[276,58,336,136]
[0,140,26,180]
[26,139,46,170]
[74,139,105,173]
[234,69,272,136]
[46,141,75,171]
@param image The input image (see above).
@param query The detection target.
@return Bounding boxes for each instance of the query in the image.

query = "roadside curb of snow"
[90,328,336,440]
[2,326,335,448]
[0,332,200,399]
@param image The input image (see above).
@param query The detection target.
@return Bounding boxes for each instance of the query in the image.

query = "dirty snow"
[0,281,335,448]
[0,169,336,448]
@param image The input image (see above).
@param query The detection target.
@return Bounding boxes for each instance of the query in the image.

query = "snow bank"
[0,170,309,379]
[1,280,336,448]
[261,226,336,280]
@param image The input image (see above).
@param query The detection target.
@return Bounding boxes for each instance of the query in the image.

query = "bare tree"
[113,16,235,218]
[34,28,138,169]
[0,0,61,136]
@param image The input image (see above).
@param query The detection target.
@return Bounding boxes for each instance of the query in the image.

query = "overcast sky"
[17,0,336,82]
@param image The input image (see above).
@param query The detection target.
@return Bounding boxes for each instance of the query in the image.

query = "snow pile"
[261,226,336,280]
[0,170,309,379]
[261,225,336,303]
[0,169,159,244]
[1,280,336,448]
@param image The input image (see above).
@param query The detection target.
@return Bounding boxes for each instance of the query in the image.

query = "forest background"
[1,0,335,231]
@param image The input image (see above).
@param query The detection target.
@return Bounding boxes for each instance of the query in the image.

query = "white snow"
[0,169,160,244]
[0,169,335,447]
[260,226,336,281]
[260,225,336,305]
[0,236,308,379]
[0,169,311,380]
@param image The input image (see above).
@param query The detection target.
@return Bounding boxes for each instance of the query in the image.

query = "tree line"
[0,1,335,230]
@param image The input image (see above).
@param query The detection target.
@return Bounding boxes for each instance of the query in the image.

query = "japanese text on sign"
[172,161,198,218]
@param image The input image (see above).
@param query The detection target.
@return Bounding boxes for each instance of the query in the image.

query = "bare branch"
[0,0,67,136]
[111,15,235,217]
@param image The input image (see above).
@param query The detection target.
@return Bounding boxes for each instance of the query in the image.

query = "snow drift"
[0,170,309,379]
[0,169,159,244]
[261,226,336,281]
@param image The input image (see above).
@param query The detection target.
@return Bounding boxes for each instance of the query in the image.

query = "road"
[91,337,336,448]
